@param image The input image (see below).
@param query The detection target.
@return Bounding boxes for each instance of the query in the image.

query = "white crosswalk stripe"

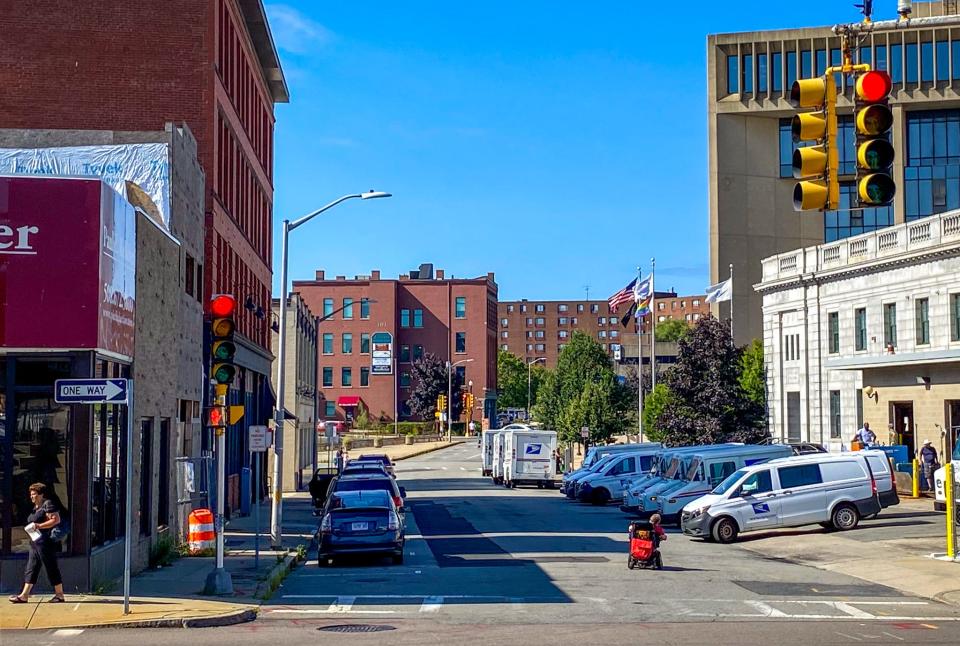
[420,596,443,612]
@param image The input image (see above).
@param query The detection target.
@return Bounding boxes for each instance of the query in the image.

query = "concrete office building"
[497,294,709,368]
[708,0,960,346]
[756,209,960,457]
[293,265,499,428]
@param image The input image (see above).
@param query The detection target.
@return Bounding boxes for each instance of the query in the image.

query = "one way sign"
[55,379,129,404]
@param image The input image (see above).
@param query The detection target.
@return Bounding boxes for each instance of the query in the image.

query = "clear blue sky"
[266,2,871,301]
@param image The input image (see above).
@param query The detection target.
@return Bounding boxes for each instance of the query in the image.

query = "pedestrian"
[334,448,344,474]
[920,439,940,492]
[8,483,65,604]
[856,422,876,448]
[553,449,563,474]
[648,513,667,542]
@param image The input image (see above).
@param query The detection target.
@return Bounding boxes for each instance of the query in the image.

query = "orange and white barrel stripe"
[188,508,215,554]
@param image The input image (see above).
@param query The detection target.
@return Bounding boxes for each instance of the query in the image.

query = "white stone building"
[756,210,960,458]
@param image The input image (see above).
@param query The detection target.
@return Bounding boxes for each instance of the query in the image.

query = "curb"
[29,608,259,630]
[253,553,297,601]
[395,440,466,462]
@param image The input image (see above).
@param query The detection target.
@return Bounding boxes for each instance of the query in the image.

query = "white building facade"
[756,210,960,458]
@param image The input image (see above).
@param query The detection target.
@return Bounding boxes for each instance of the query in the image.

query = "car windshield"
[663,457,681,478]
[589,454,617,472]
[336,478,394,493]
[582,448,600,467]
[712,468,749,495]
[329,490,392,510]
[684,458,702,481]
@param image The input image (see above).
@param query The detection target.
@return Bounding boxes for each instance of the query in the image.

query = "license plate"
[351,522,368,531]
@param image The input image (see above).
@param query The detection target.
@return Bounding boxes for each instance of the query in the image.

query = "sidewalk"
[318,438,465,467]
[736,497,960,606]
[1,493,316,630]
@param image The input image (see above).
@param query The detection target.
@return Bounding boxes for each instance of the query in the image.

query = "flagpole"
[729,263,735,345]
[636,266,643,443]
[650,257,656,394]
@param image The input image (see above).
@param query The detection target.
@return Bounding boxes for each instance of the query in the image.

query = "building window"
[598,331,607,339]
[577,304,584,312]
[413,309,423,328]
[609,317,617,324]
[139,419,153,536]
[610,330,619,338]
[360,367,370,387]
[526,344,533,351]
[342,333,353,354]
[342,298,354,319]
[916,297,930,345]
[535,330,545,339]
[501,318,509,326]
[507,304,514,313]
[455,297,466,318]
[322,367,333,387]
[591,304,599,313]
[360,333,370,354]
[501,331,509,339]
[535,304,545,313]
[884,303,897,347]
[535,343,545,352]
[322,333,334,354]
[399,344,410,362]
[323,298,334,318]
[341,367,352,387]
[742,53,753,94]
[693,299,700,306]
[401,309,410,328]
[456,332,466,353]
[501,344,509,351]
[360,298,370,319]
[800,48,812,77]
[571,317,578,325]
[535,317,545,326]
[185,254,195,296]
[952,294,960,341]
[558,330,568,339]
[658,302,665,310]
[830,390,842,439]
[727,53,738,93]
[526,331,534,339]
[825,183,893,242]
[771,51,782,91]
[828,312,840,354]
[325,401,336,417]
[521,304,527,313]
[558,304,568,312]
[855,307,867,351]
[597,317,605,326]
[526,317,533,327]
[905,110,960,221]
[906,41,919,84]
[757,52,768,92]
[400,372,411,387]
[413,345,423,360]
[891,42,903,83]
[558,317,568,325]
[786,49,797,89]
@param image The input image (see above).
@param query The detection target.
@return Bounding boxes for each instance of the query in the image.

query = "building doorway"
[786,392,801,442]
[890,402,915,458]
[945,400,960,461]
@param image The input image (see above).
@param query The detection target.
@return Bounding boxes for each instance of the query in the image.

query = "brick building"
[0,0,288,479]
[498,294,710,368]
[292,265,499,427]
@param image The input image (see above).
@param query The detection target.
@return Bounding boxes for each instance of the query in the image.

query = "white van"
[681,453,883,543]
[491,430,512,484]
[561,443,660,496]
[481,430,496,476]
[502,428,559,488]
[574,448,661,505]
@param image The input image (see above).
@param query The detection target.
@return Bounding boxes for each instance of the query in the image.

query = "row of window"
[506,303,601,314]
[501,343,621,353]
[322,297,370,320]
[827,295,960,354]
[321,333,468,356]
[725,34,960,97]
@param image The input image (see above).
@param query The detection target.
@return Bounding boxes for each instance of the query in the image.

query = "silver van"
[681,453,883,543]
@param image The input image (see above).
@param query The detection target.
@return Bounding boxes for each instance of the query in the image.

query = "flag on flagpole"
[705,277,733,303]
[620,301,637,328]
[633,274,653,318]
[608,277,637,312]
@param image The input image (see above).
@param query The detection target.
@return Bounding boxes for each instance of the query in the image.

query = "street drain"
[318,625,396,634]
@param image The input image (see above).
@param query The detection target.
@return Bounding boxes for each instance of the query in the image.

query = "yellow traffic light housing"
[209,294,237,385]
[854,70,895,206]
[790,75,839,212]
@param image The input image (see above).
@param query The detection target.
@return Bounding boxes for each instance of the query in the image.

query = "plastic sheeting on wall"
[0,142,171,227]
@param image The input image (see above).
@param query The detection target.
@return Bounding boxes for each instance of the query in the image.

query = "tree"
[654,316,768,446]
[355,402,370,429]
[496,350,546,410]
[739,338,766,408]
[642,383,674,443]
[655,319,690,342]
[408,353,463,420]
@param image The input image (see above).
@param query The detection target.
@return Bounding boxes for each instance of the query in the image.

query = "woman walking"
[8,483,65,603]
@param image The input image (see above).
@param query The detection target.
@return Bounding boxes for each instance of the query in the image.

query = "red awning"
[337,395,361,407]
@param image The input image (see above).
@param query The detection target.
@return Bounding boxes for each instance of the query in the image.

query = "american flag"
[607,278,637,312]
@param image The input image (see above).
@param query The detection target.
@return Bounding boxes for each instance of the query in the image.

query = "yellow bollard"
[912,458,920,498]
[946,462,956,559]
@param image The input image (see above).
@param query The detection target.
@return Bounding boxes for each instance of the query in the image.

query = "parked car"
[681,452,884,543]
[356,454,396,477]
[328,472,406,511]
[340,463,391,478]
[317,489,405,566]
[576,449,661,505]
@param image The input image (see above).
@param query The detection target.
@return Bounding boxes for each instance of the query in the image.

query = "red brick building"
[293,265,498,427]
[0,0,288,445]
[498,293,710,368]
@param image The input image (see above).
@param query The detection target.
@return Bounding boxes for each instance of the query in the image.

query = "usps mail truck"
[502,428,559,488]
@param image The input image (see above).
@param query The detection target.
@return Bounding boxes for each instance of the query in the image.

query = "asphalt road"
[7,442,960,645]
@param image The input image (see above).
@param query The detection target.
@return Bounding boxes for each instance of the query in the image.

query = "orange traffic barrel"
[188,508,215,554]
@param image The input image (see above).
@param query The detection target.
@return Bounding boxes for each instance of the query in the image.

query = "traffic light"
[854,69,895,206]
[790,75,839,211]
[209,294,237,385]
[208,384,228,433]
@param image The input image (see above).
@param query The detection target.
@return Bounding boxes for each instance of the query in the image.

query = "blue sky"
[266,2,871,300]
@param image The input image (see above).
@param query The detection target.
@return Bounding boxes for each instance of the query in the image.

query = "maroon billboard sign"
[0,176,136,357]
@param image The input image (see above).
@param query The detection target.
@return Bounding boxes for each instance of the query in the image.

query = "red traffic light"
[210,294,237,318]
[856,70,892,103]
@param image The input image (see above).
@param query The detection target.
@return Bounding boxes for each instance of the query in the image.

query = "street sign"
[249,425,270,452]
[55,378,128,404]
[580,426,590,438]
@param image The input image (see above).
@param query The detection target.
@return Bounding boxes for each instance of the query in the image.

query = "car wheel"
[592,488,610,506]
[546,482,556,490]
[317,556,329,567]
[831,504,860,531]
[537,482,543,489]
[392,552,404,565]
[712,517,739,544]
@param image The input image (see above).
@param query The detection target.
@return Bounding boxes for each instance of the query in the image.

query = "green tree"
[655,316,768,446]
[642,383,674,443]
[655,318,690,342]
[355,402,370,429]
[739,339,766,407]
[497,350,546,410]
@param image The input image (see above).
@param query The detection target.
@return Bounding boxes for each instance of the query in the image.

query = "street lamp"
[271,190,391,548]
[527,357,546,421]
[447,358,474,442]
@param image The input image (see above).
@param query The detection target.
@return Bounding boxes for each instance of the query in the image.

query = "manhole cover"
[318,625,397,634]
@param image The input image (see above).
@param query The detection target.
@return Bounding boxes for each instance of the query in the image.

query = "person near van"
[920,440,940,492]
[9,483,65,604]
[856,422,876,448]
[334,448,345,474]
[649,513,667,541]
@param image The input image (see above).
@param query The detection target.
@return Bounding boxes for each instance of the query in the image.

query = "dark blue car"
[317,489,405,566]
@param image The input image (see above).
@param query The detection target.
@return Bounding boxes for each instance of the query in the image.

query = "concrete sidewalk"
[735,497,960,606]
[318,438,466,467]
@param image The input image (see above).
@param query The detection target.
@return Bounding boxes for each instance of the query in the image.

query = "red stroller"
[627,520,663,570]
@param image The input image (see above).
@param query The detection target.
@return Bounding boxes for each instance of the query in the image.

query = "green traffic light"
[858,173,896,206]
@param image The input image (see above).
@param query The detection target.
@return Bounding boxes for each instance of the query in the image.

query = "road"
[10,442,960,645]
